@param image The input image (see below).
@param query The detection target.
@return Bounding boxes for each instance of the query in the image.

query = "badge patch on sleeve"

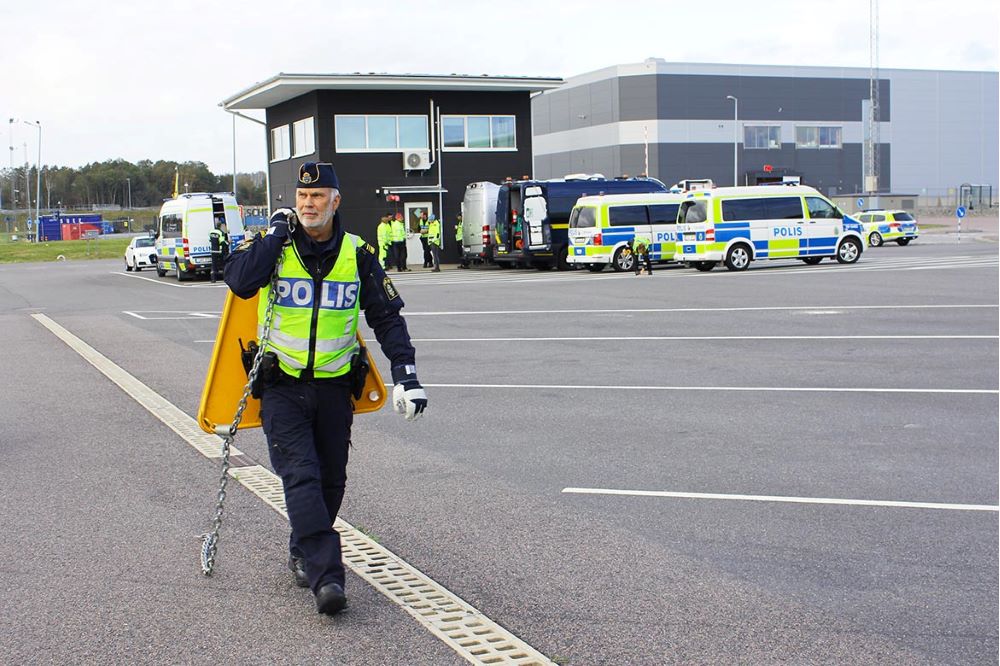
[383,276,399,300]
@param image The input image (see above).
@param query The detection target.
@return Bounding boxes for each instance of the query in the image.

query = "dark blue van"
[493,175,669,270]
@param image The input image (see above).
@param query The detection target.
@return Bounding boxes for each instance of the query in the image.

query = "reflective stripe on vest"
[257,234,360,378]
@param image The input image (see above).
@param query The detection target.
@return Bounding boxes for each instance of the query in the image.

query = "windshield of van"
[569,206,596,228]
[678,201,707,224]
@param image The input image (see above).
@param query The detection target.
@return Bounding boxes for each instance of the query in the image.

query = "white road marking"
[124,310,220,320]
[561,487,1000,513]
[402,383,997,395]
[30,312,552,666]
[410,334,997,342]
[404,303,998,317]
[111,271,227,288]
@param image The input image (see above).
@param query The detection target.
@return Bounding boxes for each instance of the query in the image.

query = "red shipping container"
[61,224,82,241]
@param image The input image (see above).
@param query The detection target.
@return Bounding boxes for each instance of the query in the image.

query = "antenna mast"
[867,0,881,194]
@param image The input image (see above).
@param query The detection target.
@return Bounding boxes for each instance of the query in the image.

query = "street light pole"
[126,177,132,209]
[24,121,41,224]
[8,119,14,211]
[726,96,738,186]
[222,106,270,209]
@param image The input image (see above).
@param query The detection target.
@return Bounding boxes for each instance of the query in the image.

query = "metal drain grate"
[34,313,553,665]
[229,465,287,515]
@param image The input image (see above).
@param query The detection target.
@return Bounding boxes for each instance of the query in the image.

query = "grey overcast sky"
[2,0,997,176]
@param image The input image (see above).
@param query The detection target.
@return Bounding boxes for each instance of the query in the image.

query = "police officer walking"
[224,162,428,615]
[427,213,442,272]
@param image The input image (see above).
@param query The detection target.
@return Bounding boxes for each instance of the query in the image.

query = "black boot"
[315,583,347,615]
[287,555,308,588]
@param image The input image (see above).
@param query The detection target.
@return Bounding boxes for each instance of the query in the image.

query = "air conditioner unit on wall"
[403,151,431,171]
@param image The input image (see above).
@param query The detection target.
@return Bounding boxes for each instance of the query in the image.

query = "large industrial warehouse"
[531,60,998,205]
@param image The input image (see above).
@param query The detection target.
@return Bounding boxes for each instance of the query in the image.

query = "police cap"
[297,162,339,189]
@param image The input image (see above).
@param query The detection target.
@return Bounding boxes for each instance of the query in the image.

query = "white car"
[125,236,157,271]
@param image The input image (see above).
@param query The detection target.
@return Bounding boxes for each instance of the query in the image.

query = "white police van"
[674,185,865,271]
[567,192,685,271]
[154,193,245,281]
[461,181,500,264]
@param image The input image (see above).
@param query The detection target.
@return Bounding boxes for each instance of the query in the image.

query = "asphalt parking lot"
[1,239,997,664]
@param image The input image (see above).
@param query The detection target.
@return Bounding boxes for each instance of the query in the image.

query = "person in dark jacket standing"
[208,219,228,282]
[225,162,427,615]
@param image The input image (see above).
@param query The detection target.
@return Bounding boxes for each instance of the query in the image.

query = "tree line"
[0,159,266,210]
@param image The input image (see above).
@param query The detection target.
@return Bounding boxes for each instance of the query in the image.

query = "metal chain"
[200,252,284,576]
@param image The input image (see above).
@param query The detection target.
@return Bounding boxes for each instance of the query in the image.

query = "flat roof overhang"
[222,73,565,110]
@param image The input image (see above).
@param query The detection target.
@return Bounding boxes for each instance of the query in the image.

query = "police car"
[675,185,865,271]
[855,210,919,247]
[153,193,245,281]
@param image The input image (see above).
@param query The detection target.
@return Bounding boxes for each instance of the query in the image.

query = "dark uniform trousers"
[261,375,353,592]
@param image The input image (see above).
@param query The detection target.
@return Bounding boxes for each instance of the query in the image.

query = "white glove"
[391,366,427,421]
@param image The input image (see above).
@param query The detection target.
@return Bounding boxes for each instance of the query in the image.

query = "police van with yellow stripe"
[674,185,865,271]
[567,192,685,272]
[154,193,246,281]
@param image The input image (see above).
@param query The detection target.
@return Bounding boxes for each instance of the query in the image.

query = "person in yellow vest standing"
[427,213,442,272]
[418,210,432,268]
[225,162,427,616]
[376,215,392,269]
[390,212,409,272]
[455,213,468,269]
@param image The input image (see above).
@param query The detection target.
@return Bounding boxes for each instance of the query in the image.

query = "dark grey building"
[532,60,998,204]
[222,73,562,258]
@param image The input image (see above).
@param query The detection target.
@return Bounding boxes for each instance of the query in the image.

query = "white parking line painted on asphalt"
[411,335,997,342]
[30,312,553,666]
[404,303,998,317]
[124,310,220,320]
[402,383,998,395]
[111,271,228,288]
[561,487,1000,512]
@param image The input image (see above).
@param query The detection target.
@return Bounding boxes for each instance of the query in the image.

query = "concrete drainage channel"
[32,313,553,666]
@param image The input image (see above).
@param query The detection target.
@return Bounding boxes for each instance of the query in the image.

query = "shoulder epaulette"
[235,236,256,252]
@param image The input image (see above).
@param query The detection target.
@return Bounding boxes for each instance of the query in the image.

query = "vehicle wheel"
[125,260,133,272]
[587,263,605,272]
[176,263,190,282]
[724,244,752,271]
[896,238,911,246]
[692,261,715,272]
[497,261,512,269]
[555,245,570,271]
[156,263,166,277]
[836,237,862,264]
[801,256,824,265]
[135,265,142,272]
[611,246,634,272]
[868,231,883,247]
